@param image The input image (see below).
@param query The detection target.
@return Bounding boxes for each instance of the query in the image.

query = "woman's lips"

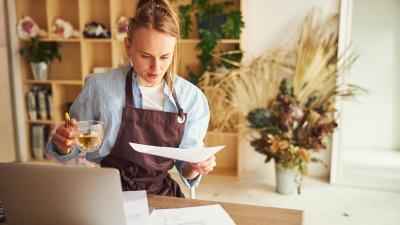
[147,73,160,78]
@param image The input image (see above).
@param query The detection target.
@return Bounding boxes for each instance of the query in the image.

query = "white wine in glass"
[76,120,104,152]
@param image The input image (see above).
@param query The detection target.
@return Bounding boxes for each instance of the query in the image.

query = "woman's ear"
[124,37,131,57]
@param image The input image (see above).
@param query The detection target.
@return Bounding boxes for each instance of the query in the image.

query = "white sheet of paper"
[129,143,225,163]
[148,204,236,225]
[122,190,150,225]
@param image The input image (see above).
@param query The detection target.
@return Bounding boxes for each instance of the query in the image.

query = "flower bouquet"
[218,10,365,193]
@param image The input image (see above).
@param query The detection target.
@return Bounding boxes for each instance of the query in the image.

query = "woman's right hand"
[52,119,78,155]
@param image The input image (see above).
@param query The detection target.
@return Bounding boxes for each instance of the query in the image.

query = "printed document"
[122,190,149,225]
[129,143,225,163]
[123,191,236,225]
[147,204,236,225]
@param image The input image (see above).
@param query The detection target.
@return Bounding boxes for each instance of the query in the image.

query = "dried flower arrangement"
[205,10,365,193]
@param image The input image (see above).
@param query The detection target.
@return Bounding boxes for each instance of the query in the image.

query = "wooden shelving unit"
[14,0,244,177]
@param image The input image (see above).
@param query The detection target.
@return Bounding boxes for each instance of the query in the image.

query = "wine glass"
[76,120,104,153]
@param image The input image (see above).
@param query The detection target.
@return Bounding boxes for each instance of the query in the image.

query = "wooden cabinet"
[13,0,244,176]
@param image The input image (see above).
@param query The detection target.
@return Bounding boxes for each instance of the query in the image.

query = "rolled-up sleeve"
[46,76,95,162]
[176,88,210,188]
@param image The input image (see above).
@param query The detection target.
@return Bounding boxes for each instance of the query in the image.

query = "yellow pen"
[65,112,71,128]
[64,112,72,153]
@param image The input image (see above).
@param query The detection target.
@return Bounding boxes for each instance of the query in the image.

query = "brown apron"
[101,68,186,197]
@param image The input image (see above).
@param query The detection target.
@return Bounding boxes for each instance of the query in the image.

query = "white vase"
[30,62,48,80]
[275,163,297,195]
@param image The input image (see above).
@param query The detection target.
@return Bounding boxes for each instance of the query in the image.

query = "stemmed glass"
[76,120,104,153]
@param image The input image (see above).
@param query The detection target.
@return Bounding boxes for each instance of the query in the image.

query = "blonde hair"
[127,0,180,91]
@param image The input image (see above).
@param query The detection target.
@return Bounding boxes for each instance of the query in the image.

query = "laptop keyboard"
[0,201,5,223]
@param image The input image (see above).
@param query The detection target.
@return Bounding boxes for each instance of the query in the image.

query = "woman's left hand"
[188,156,216,175]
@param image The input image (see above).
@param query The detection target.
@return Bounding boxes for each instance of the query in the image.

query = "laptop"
[0,163,127,225]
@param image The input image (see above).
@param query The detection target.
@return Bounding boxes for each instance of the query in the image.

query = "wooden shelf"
[24,80,52,84]
[82,38,112,43]
[26,119,55,124]
[15,0,244,176]
[40,37,81,42]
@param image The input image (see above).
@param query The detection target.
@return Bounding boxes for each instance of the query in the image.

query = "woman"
[48,0,215,198]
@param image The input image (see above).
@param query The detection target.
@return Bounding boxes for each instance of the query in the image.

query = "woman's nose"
[150,58,160,70]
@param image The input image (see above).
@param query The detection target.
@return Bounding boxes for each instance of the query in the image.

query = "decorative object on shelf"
[31,124,47,160]
[51,18,80,39]
[178,0,244,85]
[115,16,129,40]
[26,87,38,120]
[83,21,111,38]
[26,86,53,120]
[19,38,61,80]
[17,16,47,39]
[221,10,365,194]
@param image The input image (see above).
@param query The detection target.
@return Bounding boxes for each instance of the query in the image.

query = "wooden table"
[148,195,303,225]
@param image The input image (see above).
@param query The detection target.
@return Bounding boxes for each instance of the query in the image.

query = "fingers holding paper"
[189,156,216,174]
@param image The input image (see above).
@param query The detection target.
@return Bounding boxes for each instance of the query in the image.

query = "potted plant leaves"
[178,4,194,39]
[19,38,61,80]
[180,0,244,84]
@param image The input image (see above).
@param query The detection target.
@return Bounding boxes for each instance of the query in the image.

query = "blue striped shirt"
[47,65,210,188]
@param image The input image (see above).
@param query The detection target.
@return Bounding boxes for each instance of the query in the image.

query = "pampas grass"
[199,71,241,132]
[199,9,364,133]
[290,10,364,109]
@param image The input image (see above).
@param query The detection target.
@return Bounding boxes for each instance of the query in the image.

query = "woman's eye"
[160,56,169,60]
[141,55,150,59]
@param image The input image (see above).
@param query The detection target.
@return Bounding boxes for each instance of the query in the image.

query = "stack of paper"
[147,204,236,225]
[122,191,150,225]
[123,191,236,225]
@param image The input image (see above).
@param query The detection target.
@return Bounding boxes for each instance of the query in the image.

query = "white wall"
[340,0,400,151]
[0,0,16,162]
[241,0,339,179]
[331,0,400,190]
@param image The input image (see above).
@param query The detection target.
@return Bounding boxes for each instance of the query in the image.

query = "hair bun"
[136,0,168,10]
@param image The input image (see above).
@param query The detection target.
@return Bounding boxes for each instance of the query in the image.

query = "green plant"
[177,0,245,85]
[197,29,221,72]
[222,11,245,39]
[196,0,232,22]
[19,38,61,64]
[178,4,194,39]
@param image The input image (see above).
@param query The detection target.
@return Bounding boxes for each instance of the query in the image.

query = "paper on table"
[147,204,236,225]
[129,143,225,163]
[122,190,150,225]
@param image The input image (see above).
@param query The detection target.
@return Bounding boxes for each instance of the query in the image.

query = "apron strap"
[165,74,185,120]
[125,67,135,107]
[171,90,185,119]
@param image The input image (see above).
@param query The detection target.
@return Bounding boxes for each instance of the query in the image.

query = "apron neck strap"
[125,69,185,116]
[125,67,135,107]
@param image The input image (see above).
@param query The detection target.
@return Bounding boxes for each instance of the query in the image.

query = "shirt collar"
[130,69,178,109]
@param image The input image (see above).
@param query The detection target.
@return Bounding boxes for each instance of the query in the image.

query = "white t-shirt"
[138,81,165,111]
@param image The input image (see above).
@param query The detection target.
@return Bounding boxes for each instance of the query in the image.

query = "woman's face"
[125,27,176,87]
